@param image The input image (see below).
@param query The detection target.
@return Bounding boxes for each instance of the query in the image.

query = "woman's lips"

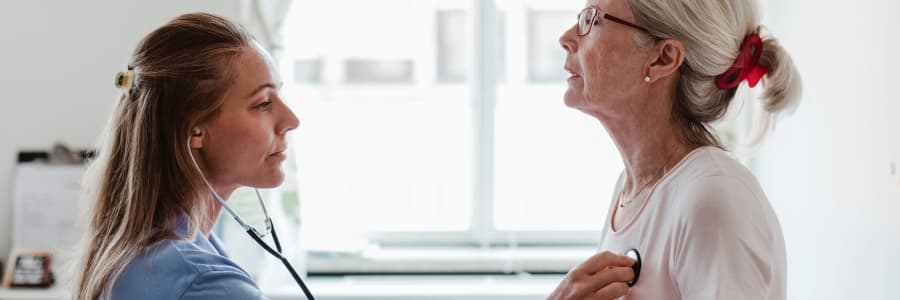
[269,151,286,160]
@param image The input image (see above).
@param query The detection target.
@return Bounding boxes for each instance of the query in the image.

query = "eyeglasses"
[577,6,651,36]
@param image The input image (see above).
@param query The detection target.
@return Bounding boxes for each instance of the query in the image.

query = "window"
[345,59,415,84]
[436,10,466,83]
[284,0,475,240]
[494,3,622,233]
[527,11,571,83]
[294,58,323,84]
[220,0,625,279]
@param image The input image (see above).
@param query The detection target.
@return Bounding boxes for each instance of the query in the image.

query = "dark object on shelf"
[5,252,54,288]
[17,143,95,164]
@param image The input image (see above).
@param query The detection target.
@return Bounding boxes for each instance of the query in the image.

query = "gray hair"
[628,0,802,148]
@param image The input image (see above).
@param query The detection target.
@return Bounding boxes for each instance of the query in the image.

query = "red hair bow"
[715,34,768,89]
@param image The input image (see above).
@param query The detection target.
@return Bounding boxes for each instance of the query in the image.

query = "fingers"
[550,264,634,300]
[586,266,634,292]
[551,251,636,300]
[574,251,635,275]
[592,282,630,300]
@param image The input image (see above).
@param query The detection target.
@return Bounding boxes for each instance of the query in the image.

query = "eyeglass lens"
[577,7,596,35]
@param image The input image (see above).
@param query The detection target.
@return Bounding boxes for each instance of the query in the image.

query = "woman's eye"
[255,100,272,110]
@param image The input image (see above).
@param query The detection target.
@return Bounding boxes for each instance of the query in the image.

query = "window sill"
[307,246,594,274]
[0,275,564,300]
[267,274,564,300]
[0,247,588,300]
[0,287,66,300]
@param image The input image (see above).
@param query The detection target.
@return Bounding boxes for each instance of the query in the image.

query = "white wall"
[0,0,242,262]
[758,0,900,298]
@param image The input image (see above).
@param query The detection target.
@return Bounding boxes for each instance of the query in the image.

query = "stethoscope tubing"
[245,222,316,300]
[188,146,316,299]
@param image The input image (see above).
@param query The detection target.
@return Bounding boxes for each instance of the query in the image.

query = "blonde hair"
[628,0,802,147]
[74,13,252,299]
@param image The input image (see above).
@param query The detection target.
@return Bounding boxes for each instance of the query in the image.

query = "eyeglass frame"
[577,6,652,37]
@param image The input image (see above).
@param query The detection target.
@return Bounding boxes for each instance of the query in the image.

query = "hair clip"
[115,70,135,91]
[715,34,768,90]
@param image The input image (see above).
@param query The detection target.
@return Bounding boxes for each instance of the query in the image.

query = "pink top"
[600,146,786,300]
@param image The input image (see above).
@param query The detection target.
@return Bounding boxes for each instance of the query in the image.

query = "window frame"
[281,0,605,272]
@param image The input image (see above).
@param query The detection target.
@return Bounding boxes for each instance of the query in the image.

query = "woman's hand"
[548,251,635,300]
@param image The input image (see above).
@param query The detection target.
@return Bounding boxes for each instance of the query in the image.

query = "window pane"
[345,59,414,84]
[436,10,466,83]
[282,0,473,239]
[494,5,622,231]
[436,10,506,83]
[294,58,322,84]
[528,11,571,83]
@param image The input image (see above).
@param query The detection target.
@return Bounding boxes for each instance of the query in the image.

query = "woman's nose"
[559,25,577,54]
[279,101,300,134]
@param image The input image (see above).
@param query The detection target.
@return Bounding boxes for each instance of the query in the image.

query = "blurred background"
[0,0,897,299]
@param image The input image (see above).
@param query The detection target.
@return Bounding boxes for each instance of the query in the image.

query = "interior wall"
[757,0,900,298]
[0,0,241,262]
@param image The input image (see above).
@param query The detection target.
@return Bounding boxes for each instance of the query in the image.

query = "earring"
[191,127,202,136]
[644,76,651,83]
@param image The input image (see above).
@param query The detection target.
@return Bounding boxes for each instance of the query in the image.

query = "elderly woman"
[548,0,801,299]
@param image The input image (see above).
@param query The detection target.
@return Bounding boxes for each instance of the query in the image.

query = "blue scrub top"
[109,214,267,299]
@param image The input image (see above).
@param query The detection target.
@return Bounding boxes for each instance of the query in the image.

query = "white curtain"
[237,0,294,62]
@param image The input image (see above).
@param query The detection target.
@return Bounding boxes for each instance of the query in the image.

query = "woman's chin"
[563,92,585,109]
[248,172,285,188]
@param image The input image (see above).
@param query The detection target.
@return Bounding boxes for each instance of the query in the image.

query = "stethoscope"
[624,248,641,287]
[210,188,315,300]
[188,144,316,300]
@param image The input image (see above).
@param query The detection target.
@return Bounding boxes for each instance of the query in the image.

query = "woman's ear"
[189,127,204,149]
[646,39,685,83]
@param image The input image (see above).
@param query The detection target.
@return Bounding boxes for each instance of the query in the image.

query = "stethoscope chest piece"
[624,248,641,287]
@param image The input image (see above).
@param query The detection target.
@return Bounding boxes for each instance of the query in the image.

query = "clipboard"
[3,149,89,288]
[10,163,86,251]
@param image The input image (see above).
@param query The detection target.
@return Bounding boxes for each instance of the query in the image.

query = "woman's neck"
[599,96,697,197]
[199,184,235,235]
[200,200,223,235]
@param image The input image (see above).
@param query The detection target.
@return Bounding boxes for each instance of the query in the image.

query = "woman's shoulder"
[111,236,263,299]
[672,146,757,183]
[656,147,783,237]
[665,147,768,214]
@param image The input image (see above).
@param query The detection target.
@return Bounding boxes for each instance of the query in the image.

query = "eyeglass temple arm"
[603,14,651,34]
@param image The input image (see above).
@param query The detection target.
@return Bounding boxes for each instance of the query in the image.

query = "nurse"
[74,13,297,299]
[550,0,801,299]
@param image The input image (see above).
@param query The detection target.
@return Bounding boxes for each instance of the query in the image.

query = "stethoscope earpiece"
[624,248,641,287]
